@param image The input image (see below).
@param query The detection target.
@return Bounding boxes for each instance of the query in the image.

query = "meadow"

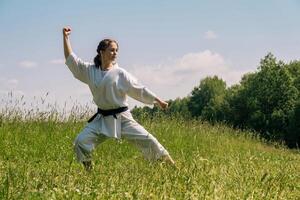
[0,101,299,199]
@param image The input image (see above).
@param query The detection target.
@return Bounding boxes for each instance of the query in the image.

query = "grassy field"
[0,114,299,199]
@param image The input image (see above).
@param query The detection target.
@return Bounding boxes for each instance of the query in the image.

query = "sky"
[1,0,300,110]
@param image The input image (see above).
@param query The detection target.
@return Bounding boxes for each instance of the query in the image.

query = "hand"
[63,26,71,37]
[155,98,168,110]
[159,101,168,110]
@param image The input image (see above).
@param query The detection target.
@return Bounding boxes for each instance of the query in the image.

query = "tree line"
[132,53,300,148]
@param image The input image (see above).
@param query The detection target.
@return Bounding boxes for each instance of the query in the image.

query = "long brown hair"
[94,39,119,68]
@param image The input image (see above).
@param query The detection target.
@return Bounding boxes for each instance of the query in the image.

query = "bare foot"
[82,161,93,171]
[161,155,176,166]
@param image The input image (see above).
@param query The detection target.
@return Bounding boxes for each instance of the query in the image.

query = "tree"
[188,76,227,122]
[227,53,298,140]
[287,101,300,148]
[286,60,300,147]
[166,97,191,118]
[286,60,300,91]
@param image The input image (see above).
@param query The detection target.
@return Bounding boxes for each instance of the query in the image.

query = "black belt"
[88,107,128,122]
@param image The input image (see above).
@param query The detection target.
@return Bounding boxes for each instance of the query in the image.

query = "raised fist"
[63,27,71,37]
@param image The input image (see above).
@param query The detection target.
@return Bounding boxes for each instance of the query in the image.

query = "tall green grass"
[0,96,299,199]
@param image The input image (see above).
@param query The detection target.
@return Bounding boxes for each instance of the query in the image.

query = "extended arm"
[119,70,168,109]
[63,27,73,59]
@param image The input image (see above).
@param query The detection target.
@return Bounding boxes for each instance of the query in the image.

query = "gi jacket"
[65,53,157,138]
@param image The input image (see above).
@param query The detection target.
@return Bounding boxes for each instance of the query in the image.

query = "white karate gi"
[65,53,169,162]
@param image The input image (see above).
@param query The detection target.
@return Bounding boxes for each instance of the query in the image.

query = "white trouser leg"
[74,126,107,162]
[121,119,169,161]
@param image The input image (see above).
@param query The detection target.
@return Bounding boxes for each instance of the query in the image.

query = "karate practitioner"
[62,27,175,171]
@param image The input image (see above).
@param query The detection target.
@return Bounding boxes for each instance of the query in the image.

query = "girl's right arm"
[63,27,73,59]
[63,27,90,84]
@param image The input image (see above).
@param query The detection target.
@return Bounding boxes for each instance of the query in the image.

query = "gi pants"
[74,114,169,162]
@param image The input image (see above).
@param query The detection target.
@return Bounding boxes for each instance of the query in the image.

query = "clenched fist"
[155,97,169,110]
[158,100,168,110]
[63,27,71,37]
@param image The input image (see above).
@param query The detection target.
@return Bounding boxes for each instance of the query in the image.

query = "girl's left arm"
[118,70,168,109]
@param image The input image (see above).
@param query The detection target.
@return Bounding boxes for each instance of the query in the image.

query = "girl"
[63,27,175,171]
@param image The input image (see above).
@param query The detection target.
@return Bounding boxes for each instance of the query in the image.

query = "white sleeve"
[118,69,157,105]
[65,52,90,84]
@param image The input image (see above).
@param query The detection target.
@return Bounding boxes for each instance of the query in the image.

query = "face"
[101,42,118,63]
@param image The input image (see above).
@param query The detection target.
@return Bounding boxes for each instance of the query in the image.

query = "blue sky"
[1,0,300,110]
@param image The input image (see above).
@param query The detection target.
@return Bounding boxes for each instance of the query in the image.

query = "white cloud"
[19,60,38,68]
[129,50,249,100]
[7,79,19,89]
[204,30,218,40]
[0,78,19,90]
[50,59,65,65]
